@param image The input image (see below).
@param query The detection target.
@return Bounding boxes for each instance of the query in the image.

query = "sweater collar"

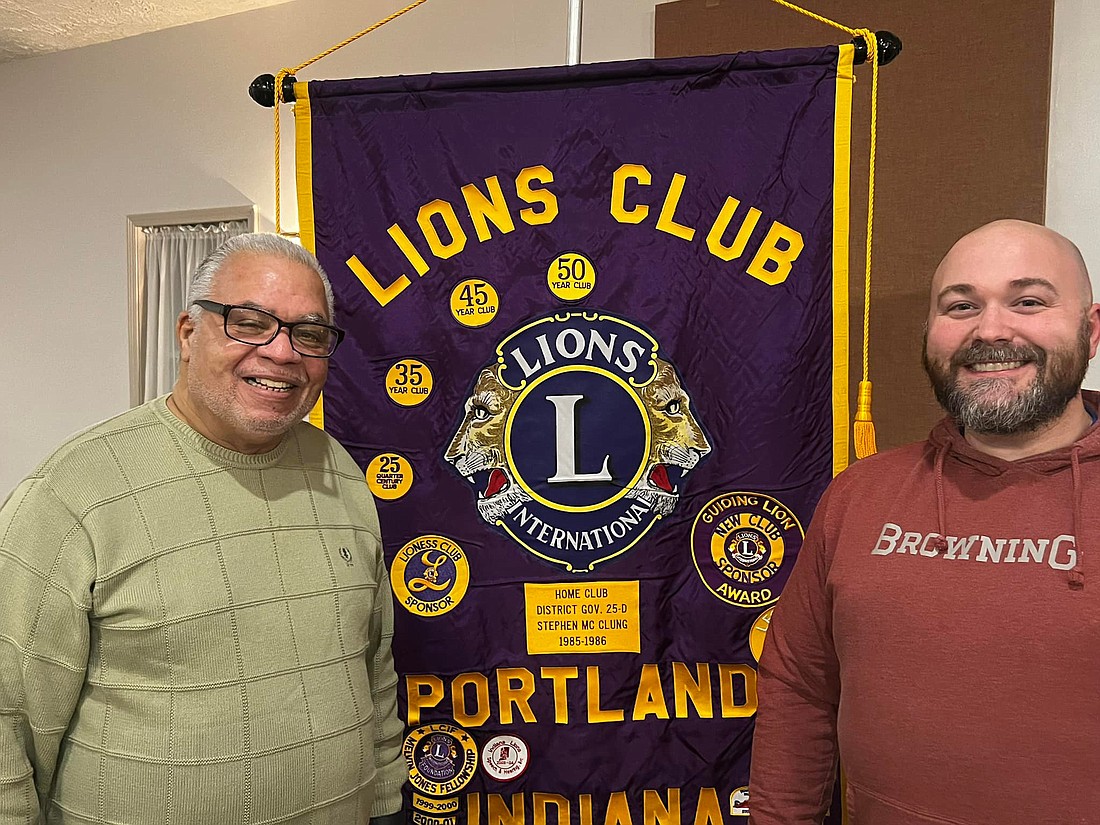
[153,395,293,468]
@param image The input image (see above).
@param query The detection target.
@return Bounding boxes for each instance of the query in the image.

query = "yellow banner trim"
[292,81,326,430]
[832,44,855,477]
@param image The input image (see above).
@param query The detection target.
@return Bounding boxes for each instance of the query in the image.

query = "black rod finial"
[249,73,298,107]
[852,30,902,66]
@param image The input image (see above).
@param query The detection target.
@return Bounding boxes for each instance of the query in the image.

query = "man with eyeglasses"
[0,234,405,823]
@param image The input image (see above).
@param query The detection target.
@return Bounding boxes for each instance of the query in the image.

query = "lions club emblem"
[390,535,470,617]
[445,311,710,572]
[403,723,478,797]
[691,492,804,608]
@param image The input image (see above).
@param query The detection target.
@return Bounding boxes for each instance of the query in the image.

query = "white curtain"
[140,221,247,403]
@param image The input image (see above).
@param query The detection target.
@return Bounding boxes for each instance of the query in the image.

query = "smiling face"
[922,220,1100,437]
[171,251,331,453]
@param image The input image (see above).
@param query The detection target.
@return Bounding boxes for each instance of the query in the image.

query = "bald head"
[931,219,1093,313]
[922,218,1100,454]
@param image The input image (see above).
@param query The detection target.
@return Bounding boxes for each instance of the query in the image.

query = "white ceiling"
[0,0,295,64]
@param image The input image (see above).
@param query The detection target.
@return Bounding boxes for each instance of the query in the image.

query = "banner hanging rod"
[247,29,901,108]
[566,0,583,66]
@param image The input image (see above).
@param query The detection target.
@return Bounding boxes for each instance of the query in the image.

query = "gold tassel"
[853,380,877,458]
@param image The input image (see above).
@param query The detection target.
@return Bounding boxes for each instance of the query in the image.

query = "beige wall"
[2,0,1096,495]
[1048,0,1100,393]
[0,0,656,494]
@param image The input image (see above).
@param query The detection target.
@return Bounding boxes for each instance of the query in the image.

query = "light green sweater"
[0,398,406,823]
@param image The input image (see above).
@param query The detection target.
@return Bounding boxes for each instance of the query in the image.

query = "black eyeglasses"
[193,300,345,358]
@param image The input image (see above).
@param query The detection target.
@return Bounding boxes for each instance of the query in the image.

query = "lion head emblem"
[629,358,711,515]
[446,357,709,526]
[444,367,530,523]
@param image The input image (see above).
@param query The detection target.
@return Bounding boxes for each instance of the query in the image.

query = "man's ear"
[1088,303,1100,360]
[178,311,196,363]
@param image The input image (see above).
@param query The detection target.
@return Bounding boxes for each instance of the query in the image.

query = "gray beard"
[186,369,313,442]
[938,374,1074,435]
[922,322,1090,436]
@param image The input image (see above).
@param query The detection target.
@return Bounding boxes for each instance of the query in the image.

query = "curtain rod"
[247,29,901,108]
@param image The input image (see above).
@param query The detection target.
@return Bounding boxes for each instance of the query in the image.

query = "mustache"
[949,341,1046,370]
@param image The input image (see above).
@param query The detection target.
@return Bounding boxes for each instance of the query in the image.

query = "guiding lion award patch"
[446,311,710,572]
[691,492,805,608]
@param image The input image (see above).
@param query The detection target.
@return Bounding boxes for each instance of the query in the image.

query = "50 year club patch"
[691,492,804,608]
[446,306,712,573]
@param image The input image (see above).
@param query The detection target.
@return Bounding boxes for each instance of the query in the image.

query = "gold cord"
[768,0,881,457]
[274,0,883,457]
[272,0,433,236]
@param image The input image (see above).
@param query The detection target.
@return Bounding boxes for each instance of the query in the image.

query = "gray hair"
[186,233,335,324]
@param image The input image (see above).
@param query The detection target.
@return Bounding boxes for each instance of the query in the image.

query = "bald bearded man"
[748,220,1100,824]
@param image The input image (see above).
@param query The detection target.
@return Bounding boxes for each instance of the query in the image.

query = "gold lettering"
[604,791,634,825]
[672,662,713,719]
[405,674,444,725]
[534,793,570,825]
[580,795,594,825]
[452,672,491,727]
[468,794,481,825]
[610,164,651,224]
[705,199,762,262]
[462,176,517,242]
[632,664,670,720]
[488,793,525,825]
[655,173,695,241]
[718,664,758,718]
[497,668,537,725]
[516,165,559,225]
[587,665,625,723]
[692,789,722,825]
[643,788,681,825]
[418,199,468,259]
[346,255,410,308]
[541,666,579,724]
[388,223,430,276]
[746,222,804,285]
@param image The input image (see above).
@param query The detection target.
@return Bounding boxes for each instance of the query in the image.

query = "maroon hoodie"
[749,390,1100,824]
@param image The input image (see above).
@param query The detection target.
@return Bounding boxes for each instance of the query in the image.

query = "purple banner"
[297,46,852,825]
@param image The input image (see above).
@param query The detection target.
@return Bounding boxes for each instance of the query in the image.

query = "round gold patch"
[385,359,434,407]
[546,251,596,302]
[450,279,499,327]
[390,535,470,617]
[365,453,414,501]
[403,723,478,797]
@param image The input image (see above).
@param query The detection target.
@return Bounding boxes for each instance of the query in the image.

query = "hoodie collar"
[926,389,1100,590]
[927,389,1100,476]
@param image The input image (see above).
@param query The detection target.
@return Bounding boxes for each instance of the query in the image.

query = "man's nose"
[972,304,1016,344]
[258,327,302,361]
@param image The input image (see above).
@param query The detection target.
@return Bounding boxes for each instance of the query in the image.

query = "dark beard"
[922,319,1091,435]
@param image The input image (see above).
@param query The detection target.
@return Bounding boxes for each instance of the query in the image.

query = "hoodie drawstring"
[932,445,949,555]
[1069,445,1085,590]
